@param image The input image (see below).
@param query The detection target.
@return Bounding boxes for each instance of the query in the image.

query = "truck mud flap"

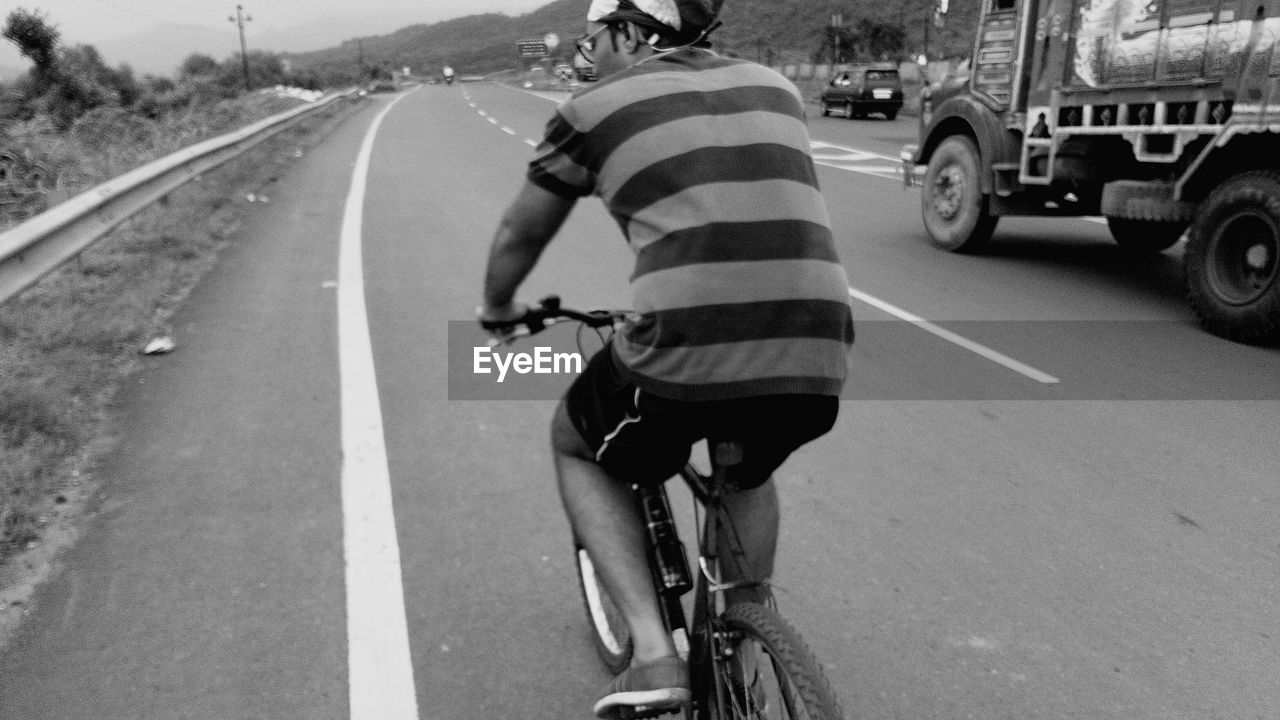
[1101,180,1195,222]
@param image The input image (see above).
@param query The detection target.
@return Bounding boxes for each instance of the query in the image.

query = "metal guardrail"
[0,91,351,305]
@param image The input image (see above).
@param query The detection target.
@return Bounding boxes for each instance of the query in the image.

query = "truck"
[905,0,1280,343]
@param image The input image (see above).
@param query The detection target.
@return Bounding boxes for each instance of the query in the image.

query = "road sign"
[517,39,549,58]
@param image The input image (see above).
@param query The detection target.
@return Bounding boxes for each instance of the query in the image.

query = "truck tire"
[1105,217,1188,253]
[1184,170,1280,344]
[921,135,998,252]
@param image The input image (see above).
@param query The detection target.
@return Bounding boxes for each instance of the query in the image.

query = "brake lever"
[485,327,528,348]
[480,309,558,346]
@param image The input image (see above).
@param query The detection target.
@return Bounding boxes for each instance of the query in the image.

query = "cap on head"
[587,0,724,45]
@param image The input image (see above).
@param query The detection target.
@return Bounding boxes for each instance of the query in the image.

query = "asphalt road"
[0,83,1277,720]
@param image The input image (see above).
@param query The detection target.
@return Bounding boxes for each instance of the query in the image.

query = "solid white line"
[815,162,904,175]
[838,165,904,174]
[338,92,420,719]
[848,287,1061,384]
[810,140,900,163]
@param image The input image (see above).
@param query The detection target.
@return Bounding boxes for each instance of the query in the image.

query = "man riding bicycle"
[478,0,854,716]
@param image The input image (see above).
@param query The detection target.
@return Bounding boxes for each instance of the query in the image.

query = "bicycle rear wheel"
[704,602,844,720]
[574,542,634,674]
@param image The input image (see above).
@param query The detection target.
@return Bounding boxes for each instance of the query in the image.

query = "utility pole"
[830,13,843,68]
[228,4,252,91]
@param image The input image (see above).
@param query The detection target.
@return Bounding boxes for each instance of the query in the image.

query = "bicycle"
[483,296,846,720]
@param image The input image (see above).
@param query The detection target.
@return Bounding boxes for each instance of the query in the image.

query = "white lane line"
[815,162,903,175]
[338,93,420,719]
[487,117,499,125]
[501,126,516,135]
[811,140,900,163]
[525,138,538,148]
[495,82,571,104]
[811,151,882,163]
[848,287,1061,385]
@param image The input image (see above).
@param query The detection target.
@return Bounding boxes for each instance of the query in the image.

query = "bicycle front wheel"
[705,602,844,720]
[574,542,633,674]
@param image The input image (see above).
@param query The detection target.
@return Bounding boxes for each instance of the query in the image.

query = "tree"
[179,53,220,79]
[3,8,60,72]
[40,44,117,127]
[857,19,905,60]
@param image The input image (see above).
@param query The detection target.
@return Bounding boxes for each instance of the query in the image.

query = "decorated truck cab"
[906,0,1280,343]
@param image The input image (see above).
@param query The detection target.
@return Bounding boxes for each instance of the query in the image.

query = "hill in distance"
[56,5,521,77]
[291,0,979,80]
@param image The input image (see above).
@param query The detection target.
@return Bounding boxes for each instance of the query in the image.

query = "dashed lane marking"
[468,84,1059,385]
[848,287,1061,385]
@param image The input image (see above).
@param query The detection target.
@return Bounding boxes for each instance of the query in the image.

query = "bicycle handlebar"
[480,295,627,344]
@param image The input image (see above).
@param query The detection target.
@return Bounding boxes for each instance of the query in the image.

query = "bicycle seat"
[711,441,743,468]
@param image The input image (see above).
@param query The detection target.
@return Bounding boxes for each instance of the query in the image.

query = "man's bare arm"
[481,180,576,319]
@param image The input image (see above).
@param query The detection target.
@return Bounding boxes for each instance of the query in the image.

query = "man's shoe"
[593,656,690,719]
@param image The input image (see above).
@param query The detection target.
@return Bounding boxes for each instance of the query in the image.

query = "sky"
[2,0,555,75]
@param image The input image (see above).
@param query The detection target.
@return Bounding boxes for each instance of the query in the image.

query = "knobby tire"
[698,602,845,720]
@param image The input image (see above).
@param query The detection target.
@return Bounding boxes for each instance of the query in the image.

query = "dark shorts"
[563,345,839,489]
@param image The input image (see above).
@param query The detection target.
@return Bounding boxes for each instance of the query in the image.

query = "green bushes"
[1,10,336,559]
[0,87,323,557]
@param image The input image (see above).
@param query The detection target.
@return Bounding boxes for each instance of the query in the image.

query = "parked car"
[820,65,903,120]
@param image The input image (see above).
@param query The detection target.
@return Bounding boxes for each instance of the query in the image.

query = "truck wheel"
[1105,217,1187,253]
[921,135,998,252]
[1185,170,1280,344]
[884,109,898,121]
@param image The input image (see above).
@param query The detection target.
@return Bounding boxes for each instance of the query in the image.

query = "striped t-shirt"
[528,48,854,401]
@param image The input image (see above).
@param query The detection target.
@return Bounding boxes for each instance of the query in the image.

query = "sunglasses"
[574,24,611,63]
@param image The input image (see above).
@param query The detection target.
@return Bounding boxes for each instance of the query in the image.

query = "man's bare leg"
[718,479,779,606]
[552,401,675,663]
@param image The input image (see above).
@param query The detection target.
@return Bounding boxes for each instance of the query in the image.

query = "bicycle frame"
[487,298,829,718]
[641,442,773,720]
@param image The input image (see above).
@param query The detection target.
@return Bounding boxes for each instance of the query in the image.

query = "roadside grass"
[0,91,352,561]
